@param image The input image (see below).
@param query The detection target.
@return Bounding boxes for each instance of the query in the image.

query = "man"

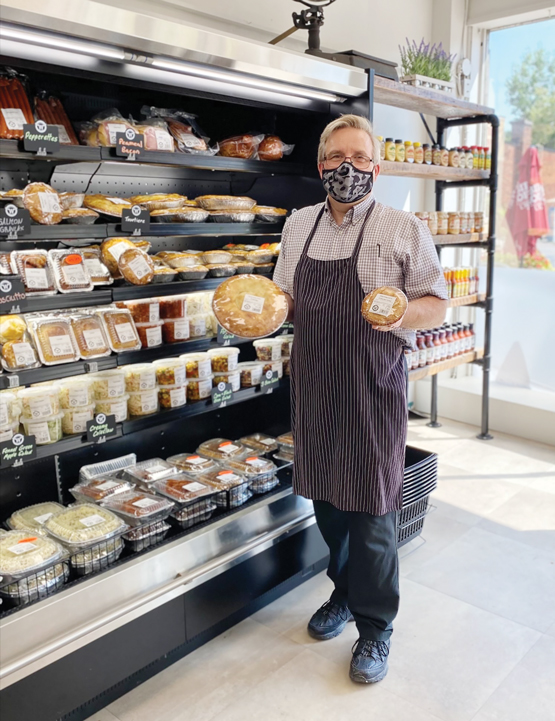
[273,114,448,684]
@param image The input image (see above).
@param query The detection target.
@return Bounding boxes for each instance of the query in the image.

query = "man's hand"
[372,313,406,332]
[372,296,447,332]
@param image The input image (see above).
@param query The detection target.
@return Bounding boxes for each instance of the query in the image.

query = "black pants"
[313,500,399,642]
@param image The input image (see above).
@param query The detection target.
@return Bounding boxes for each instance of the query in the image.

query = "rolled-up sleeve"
[403,219,448,301]
[273,216,294,298]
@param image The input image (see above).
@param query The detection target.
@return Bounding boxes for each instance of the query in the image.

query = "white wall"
[468,0,555,28]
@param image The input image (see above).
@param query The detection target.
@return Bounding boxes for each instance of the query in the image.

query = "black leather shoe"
[349,638,390,684]
[307,599,354,640]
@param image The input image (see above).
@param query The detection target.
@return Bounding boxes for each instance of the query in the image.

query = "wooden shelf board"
[379,161,489,181]
[433,232,484,246]
[408,348,483,382]
[447,293,486,308]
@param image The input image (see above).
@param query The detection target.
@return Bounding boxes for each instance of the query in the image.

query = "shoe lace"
[352,639,389,661]
[320,600,348,622]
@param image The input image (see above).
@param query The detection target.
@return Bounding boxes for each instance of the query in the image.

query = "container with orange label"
[49,249,93,293]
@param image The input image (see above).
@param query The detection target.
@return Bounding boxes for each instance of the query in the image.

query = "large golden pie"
[212,275,288,338]
[361,286,408,326]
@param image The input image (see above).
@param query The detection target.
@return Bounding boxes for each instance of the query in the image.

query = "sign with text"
[280,321,294,334]
[115,128,145,160]
[0,204,31,239]
[260,370,279,394]
[121,205,150,234]
[23,121,60,155]
[0,434,36,469]
[0,276,27,314]
[211,382,233,408]
[86,413,117,444]
[217,325,237,346]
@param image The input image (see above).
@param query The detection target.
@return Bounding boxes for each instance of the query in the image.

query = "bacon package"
[141,106,217,155]
[0,73,34,140]
[34,92,79,145]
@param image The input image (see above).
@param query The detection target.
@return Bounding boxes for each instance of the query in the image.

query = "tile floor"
[90,417,555,721]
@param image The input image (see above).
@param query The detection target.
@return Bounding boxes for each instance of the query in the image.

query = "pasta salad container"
[0,392,19,427]
[188,313,210,338]
[7,502,65,535]
[21,412,64,444]
[10,250,57,296]
[27,316,80,365]
[70,314,111,360]
[94,394,129,422]
[122,363,156,392]
[91,369,125,400]
[70,475,135,503]
[61,405,95,435]
[48,249,94,293]
[54,377,95,409]
[97,307,141,353]
[166,453,219,476]
[100,490,174,527]
[44,504,128,551]
[18,386,60,419]
[128,387,159,416]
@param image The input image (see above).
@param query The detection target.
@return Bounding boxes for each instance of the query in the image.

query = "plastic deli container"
[18,386,60,420]
[71,315,111,360]
[225,456,279,494]
[198,468,252,508]
[171,500,218,529]
[238,361,264,387]
[82,247,112,286]
[91,369,125,400]
[262,360,283,379]
[98,308,141,353]
[186,376,213,402]
[166,453,219,476]
[22,413,64,444]
[0,392,19,427]
[238,433,278,454]
[48,249,93,293]
[69,476,135,503]
[100,491,174,528]
[153,359,186,386]
[122,521,170,552]
[122,363,156,392]
[61,405,95,435]
[276,432,294,460]
[180,352,212,379]
[283,356,290,376]
[10,250,57,296]
[7,502,65,534]
[123,458,177,487]
[95,395,129,422]
[159,296,188,319]
[28,317,80,365]
[197,438,249,462]
[279,334,294,357]
[253,338,282,362]
[207,347,239,372]
[158,384,187,409]
[121,300,160,324]
[127,388,159,416]
[213,370,240,392]
[188,314,209,338]
[135,321,163,349]
[153,474,217,504]
[162,318,190,343]
[55,377,94,409]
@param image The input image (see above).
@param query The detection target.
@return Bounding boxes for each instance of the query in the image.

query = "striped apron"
[290,203,407,515]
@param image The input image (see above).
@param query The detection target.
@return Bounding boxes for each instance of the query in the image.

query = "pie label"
[108,241,131,262]
[11,342,36,366]
[369,293,396,318]
[114,322,136,344]
[127,255,151,280]
[84,258,107,277]
[186,455,204,465]
[48,334,74,356]
[96,480,120,491]
[82,328,106,350]
[61,264,87,286]
[80,514,105,527]
[183,482,207,493]
[132,498,158,509]
[217,471,240,482]
[241,294,265,314]
[38,192,61,215]
[218,442,239,454]
[25,267,49,289]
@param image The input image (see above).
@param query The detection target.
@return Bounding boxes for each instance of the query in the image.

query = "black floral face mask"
[322,161,374,204]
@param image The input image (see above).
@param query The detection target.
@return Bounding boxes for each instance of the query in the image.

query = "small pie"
[361,286,408,326]
[212,275,288,338]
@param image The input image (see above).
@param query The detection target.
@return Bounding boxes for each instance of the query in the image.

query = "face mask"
[322,161,374,204]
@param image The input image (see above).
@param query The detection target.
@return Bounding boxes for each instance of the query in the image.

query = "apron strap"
[350,200,376,264]
[300,205,326,260]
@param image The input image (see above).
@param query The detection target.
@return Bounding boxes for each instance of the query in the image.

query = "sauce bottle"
[439,328,447,361]
[417,332,427,368]
[466,147,474,169]
[433,330,442,363]
[404,141,414,163]
[445,326,454,359]
[385,138,396,162]
[423,143,432,165]
[425,332,435,366]
[395,139,405,162]
[485,147,491,170]
[404,347,413,370]
[479,147,486,169]
[452,324,461,356]
[440,146,449,167]
[468,323,476,351]
[444,268,452,299]
[472,145,480,168]
[377,135,385,160]
[432,144,442,165]
[414,142,424,164]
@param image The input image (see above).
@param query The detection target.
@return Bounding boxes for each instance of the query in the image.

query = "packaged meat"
[81,247,113,286]
[85,196,133,218]
[246,249,274,265]
[69,476,134,503]
[361,287,408,327]
[153,474,215,504]
[118,248,154,286]
[124,458,177,486]
[201,250,232,265]
[239,433,278,454]
[151,208,209,223]
[23,183,62,225]
[206,264,236,277]
[166,453,219,475]
[62,208,99,224]
[18,386,60,420]
[253,206,288,223]
[61,404,95,435]
[44,503,127,549]
[196,195,256,211]
[123,363,156,392]
[162,318,190,343]
[127,193,185,210]
[122,521,171,552]
[55,377,94,409]
[212,275,288,339]
[70,314,111,359]
[7,502,65,534]
[98,307,141,352]
[171,500,218,529]
[48,249,93,293]
[218,134,263,160]
[100,490,174,527]
[176,266,208,281]
[159,296,187,319]
[59,192,85,210]
[127,388,159,416]
[257,135,294,161]
[133,119,175,153]
[253,338,282,362]
[135,321,163,348]
[95,395,129,422]
[91,369,125,400]
[0,74,34,139]
[21,412,63,444]
[90,108,134,147]
[180,352,211,379]
[186,376,213,402]
[27,316,80,365]
[197,438,249,462]
[208,212,255,223]
[198,468,252,508]
[187,313,210,338]
[206,347,240,372]
[78,122,99,146]
[142,107,211,154]
[153,359,186,386]
[212,370,240,392]
[10,250,57,296]
[158,383,187,409]
[0,531,67,586]
[238,361,264,387]
[34,92,79,145]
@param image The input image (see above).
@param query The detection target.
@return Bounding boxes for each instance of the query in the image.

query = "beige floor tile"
[407,527,555,632]
[108,618,303,721]
[84,711,120,721]
[477,487,555,553]
[471,635,555,721]
[484,430,555,466]
[384,579,540,721]
[435,438,555,477]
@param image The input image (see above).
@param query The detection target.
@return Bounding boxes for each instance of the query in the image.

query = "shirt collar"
[324,192,375,227]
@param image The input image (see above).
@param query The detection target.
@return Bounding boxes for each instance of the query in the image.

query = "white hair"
[318,114,380,166]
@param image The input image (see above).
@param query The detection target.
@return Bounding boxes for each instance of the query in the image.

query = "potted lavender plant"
[399,38,456,94]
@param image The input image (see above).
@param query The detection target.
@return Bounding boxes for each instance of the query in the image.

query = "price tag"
[86,413,117,444]
[217,324,236,346]
[121,205,150,234]
[260,370,279,394]
[211,381,233,408]
[0,205,31,239]
[0,276,27,314]
[23,121,60,155]
[0,434,36,469]
[115,129,145,160]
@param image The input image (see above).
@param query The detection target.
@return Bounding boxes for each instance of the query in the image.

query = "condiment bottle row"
[377,137,490,170]
[405,323,476,371]
[413,210,484,236]
[443,267,479,299]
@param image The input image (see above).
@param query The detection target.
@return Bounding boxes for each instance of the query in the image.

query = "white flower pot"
[400,74,455,95]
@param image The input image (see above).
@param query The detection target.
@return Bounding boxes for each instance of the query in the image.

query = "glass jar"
[437,211,449,235]
[432,144,442,165]
[384,138,396,162]
[466,147,474,169]
[414,212,429,229]
[377,135,385,160]
[427,211,438,235]
[448,212,460,234]
[474,211,484,234]
[414,142,424,164]
[440,146,449,167]
[460,211,469,235]
[423,144,432,164]
[448,148,459,167]
[404,141,414,163]
[472,146,479,168]
[395,139,405,162]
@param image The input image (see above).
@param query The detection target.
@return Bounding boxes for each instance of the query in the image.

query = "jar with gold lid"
[440,146,449,167]
[404,141,414,163]
[384,138,396,162]
[448,212,460,234]
[414,211,429,228]
[448,148,460,167]
[432,144,441,166]
[395,139,405,162]
[473,211,484,234]
[423,144,432,165]
[414,142,424,164]
[460,211,469,234]
[428,211,438,235]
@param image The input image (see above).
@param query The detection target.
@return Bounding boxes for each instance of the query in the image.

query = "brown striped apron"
[290,203,407,515]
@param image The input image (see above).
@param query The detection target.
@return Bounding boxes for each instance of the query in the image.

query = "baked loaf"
[219,134,257,159]
[212,275,289,338]
[128,193,186,210]
[100,237,136,275]
[258,135,283,161]
[23,183,62,225]
[361,286,408,326]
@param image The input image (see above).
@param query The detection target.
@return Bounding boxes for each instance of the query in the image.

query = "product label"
[27,421,50,444]
[195,359,211,379]
[109,241,132,262]
[115,322,136,344]
[107,198,130,206]
[227,355,238,371]
[169,387,186,407]
[137,371,155,390]
[61,263,87,286]
[148,304,160,323]
[132,498,158,509]
[218,442,239,454]
[127,256,151,281]
[211,382,233,408]
[173,319,189,340]
[0,404,8,427]
[250,366,263,385]
[82,328,106,351]
[86,413,118,443]
[23,122,60,154]
[173,366,186,385]
[197,379,212,398]
[1,108,27,130]
[145,326,162,347]
[261,438,275,446]
[96,480,120,491]
[25,267,49,289]
[183,482,207,493]
[189,318,206,337]
[53,124,71,144]
[38,192,61,215]
[115,130,145,160]
[217,471,240,483]
[217,325,236,346]
[28,397,54,419]
[33,512,53,524]
[246,457,267,467]
[49,334,74,357]
[369,293,396,318]
[186,455,204,465]
[11,342,35,367]
[84,258,106,278]
[107,123,128,145]
[72,411,91,433]
[140,391,158,413]
[80,514,106,528]
[260,369,279,394]
[107,376,125,398]
[418,350,427,366]
[108,401,127,422]
[241,294,265,314]
[8,541,38,555]
[154,129,173,151]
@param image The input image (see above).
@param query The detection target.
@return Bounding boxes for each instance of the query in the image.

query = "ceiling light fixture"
[0,23,125,61]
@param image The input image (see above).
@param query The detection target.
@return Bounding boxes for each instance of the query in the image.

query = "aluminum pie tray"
[61,211,100,225]
[207,212,255,223]
[151,209,209,223]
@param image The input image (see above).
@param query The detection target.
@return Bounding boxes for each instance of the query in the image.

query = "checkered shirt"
[273,193,448,347]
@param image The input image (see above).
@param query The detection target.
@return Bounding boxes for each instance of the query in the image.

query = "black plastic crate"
[397,447,437,547]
